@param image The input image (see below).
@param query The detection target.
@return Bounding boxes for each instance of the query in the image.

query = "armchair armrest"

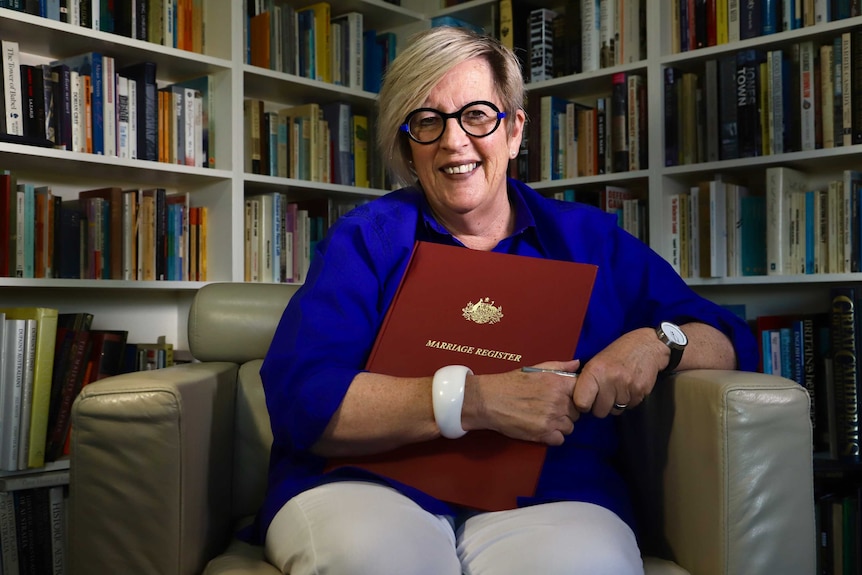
[621,369,816,575]
[69,362,239,575]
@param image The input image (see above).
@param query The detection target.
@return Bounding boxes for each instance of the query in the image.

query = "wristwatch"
[656,321,687,374]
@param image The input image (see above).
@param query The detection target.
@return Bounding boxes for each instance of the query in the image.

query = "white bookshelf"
[7,0,862,349]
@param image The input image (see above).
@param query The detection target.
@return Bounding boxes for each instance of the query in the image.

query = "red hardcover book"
[327,241,597,511]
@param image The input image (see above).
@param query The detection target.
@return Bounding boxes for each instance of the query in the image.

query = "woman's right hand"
[462,360,582,446]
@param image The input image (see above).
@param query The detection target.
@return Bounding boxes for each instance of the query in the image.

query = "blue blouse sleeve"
[260,213,409,453]
[563,206,759,373]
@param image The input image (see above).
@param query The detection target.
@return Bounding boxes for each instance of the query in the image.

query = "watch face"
[661,322,688,346]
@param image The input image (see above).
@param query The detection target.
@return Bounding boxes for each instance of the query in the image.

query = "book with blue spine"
[51,52,105,155]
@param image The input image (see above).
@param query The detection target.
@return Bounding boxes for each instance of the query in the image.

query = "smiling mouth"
[442,162,479,175]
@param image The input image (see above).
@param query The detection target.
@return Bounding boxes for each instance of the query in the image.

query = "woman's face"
[408,58,525,219]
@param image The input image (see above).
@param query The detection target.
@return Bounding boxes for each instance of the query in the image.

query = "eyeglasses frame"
[399,100,507,144]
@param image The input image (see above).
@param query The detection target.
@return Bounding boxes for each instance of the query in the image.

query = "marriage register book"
[326,241,597,511]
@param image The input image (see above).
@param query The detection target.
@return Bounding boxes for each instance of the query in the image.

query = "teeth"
[443,162,477,174]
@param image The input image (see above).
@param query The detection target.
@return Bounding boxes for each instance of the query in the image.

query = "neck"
[431,199,514,251]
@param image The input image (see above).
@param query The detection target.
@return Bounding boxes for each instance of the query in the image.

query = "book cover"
[327,241,598,511]
[0,308,58,469]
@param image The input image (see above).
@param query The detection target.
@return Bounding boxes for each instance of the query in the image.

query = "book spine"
[611,72,628,173]
[581,0,600,72]
[45,327,90,462]
[49,485,65,575]
[1,319,26,471]
[530,8,556,83]
[0,491,20,574]
[799,41,816,151]
[2,40,23,136]
[829,287,860,462]
[736,49,762,158]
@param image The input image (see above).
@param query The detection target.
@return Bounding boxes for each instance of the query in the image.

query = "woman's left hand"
[572,328,667,417]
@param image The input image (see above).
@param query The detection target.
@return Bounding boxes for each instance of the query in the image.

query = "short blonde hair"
[376,26,525,188]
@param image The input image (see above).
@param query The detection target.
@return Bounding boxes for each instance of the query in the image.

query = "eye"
[417,115,442,128]
[462,106,493,125]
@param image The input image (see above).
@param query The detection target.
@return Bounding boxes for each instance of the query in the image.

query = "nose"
[438,116,470,149]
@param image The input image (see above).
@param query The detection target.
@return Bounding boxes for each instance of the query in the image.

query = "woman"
[259,26,758,575]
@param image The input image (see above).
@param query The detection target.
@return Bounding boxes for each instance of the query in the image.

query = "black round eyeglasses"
[400,100,507,144]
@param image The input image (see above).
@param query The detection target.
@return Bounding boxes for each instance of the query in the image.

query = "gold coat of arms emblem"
[462,297,503,325]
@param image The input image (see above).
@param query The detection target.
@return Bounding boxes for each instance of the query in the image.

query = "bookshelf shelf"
[244,173,388,199]
[243,67,378,107]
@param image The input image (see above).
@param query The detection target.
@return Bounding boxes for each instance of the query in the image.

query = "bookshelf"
[0,0,858,413]
[2,0,858,571]
[0,0,425,350]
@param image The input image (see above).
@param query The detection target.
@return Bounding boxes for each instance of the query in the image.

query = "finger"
[572,371,599,413]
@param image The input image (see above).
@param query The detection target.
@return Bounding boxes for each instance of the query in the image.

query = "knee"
[298,514,461,575]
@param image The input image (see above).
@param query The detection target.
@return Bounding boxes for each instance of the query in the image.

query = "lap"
[265,481,643,575]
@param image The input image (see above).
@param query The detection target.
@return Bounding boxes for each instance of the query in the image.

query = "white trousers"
[265,481,644,575]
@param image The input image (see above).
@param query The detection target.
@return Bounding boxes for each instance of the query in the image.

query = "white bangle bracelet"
[432,365,472,439]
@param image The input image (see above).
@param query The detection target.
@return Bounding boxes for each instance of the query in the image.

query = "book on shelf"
[321,101,353,186]
[0,317,32,472]
[0,308,58,470]
[326,241,598,511]
[0,484,66,575]
[45,312,93,463]
[125,336,175,372]
[766,166,807,276]
[2,39,23,137]
[828,286,861,463]
[50,51,107,156]
[528,8,556,83]
[297,2,331,83]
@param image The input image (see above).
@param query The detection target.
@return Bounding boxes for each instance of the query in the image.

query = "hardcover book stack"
[0,0,206,52]
[0,43,215,166]
[243,193,368,284]
[245,2,372,92]
[667,176,766,279]
[0,304,181,573]
[0,174,209,281]
[242,98,373,188]
[517,71,645,183]
[508,0,643,83]
[665,31,862,167]
[671,0,860,53]
[751,291,862,571]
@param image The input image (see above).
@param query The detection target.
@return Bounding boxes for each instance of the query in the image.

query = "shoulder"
[317,188,422,272]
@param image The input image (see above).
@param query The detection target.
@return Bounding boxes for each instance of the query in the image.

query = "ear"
[507,108,526,156]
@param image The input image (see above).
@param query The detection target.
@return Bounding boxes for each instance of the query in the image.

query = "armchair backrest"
[188,282,299,521]
[188,282,300,363]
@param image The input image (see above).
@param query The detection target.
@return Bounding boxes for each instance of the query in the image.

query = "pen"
[521,366,578,378]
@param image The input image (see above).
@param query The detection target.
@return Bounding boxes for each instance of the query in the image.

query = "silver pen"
[521,366,578,378]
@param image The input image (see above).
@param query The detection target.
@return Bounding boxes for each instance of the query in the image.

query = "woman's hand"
[462,359,582,446]
[572,328,667,417]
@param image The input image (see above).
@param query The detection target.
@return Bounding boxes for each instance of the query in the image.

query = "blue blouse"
[255,179,759,543]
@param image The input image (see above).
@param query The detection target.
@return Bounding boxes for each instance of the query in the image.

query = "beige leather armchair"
[68,282,817,575]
